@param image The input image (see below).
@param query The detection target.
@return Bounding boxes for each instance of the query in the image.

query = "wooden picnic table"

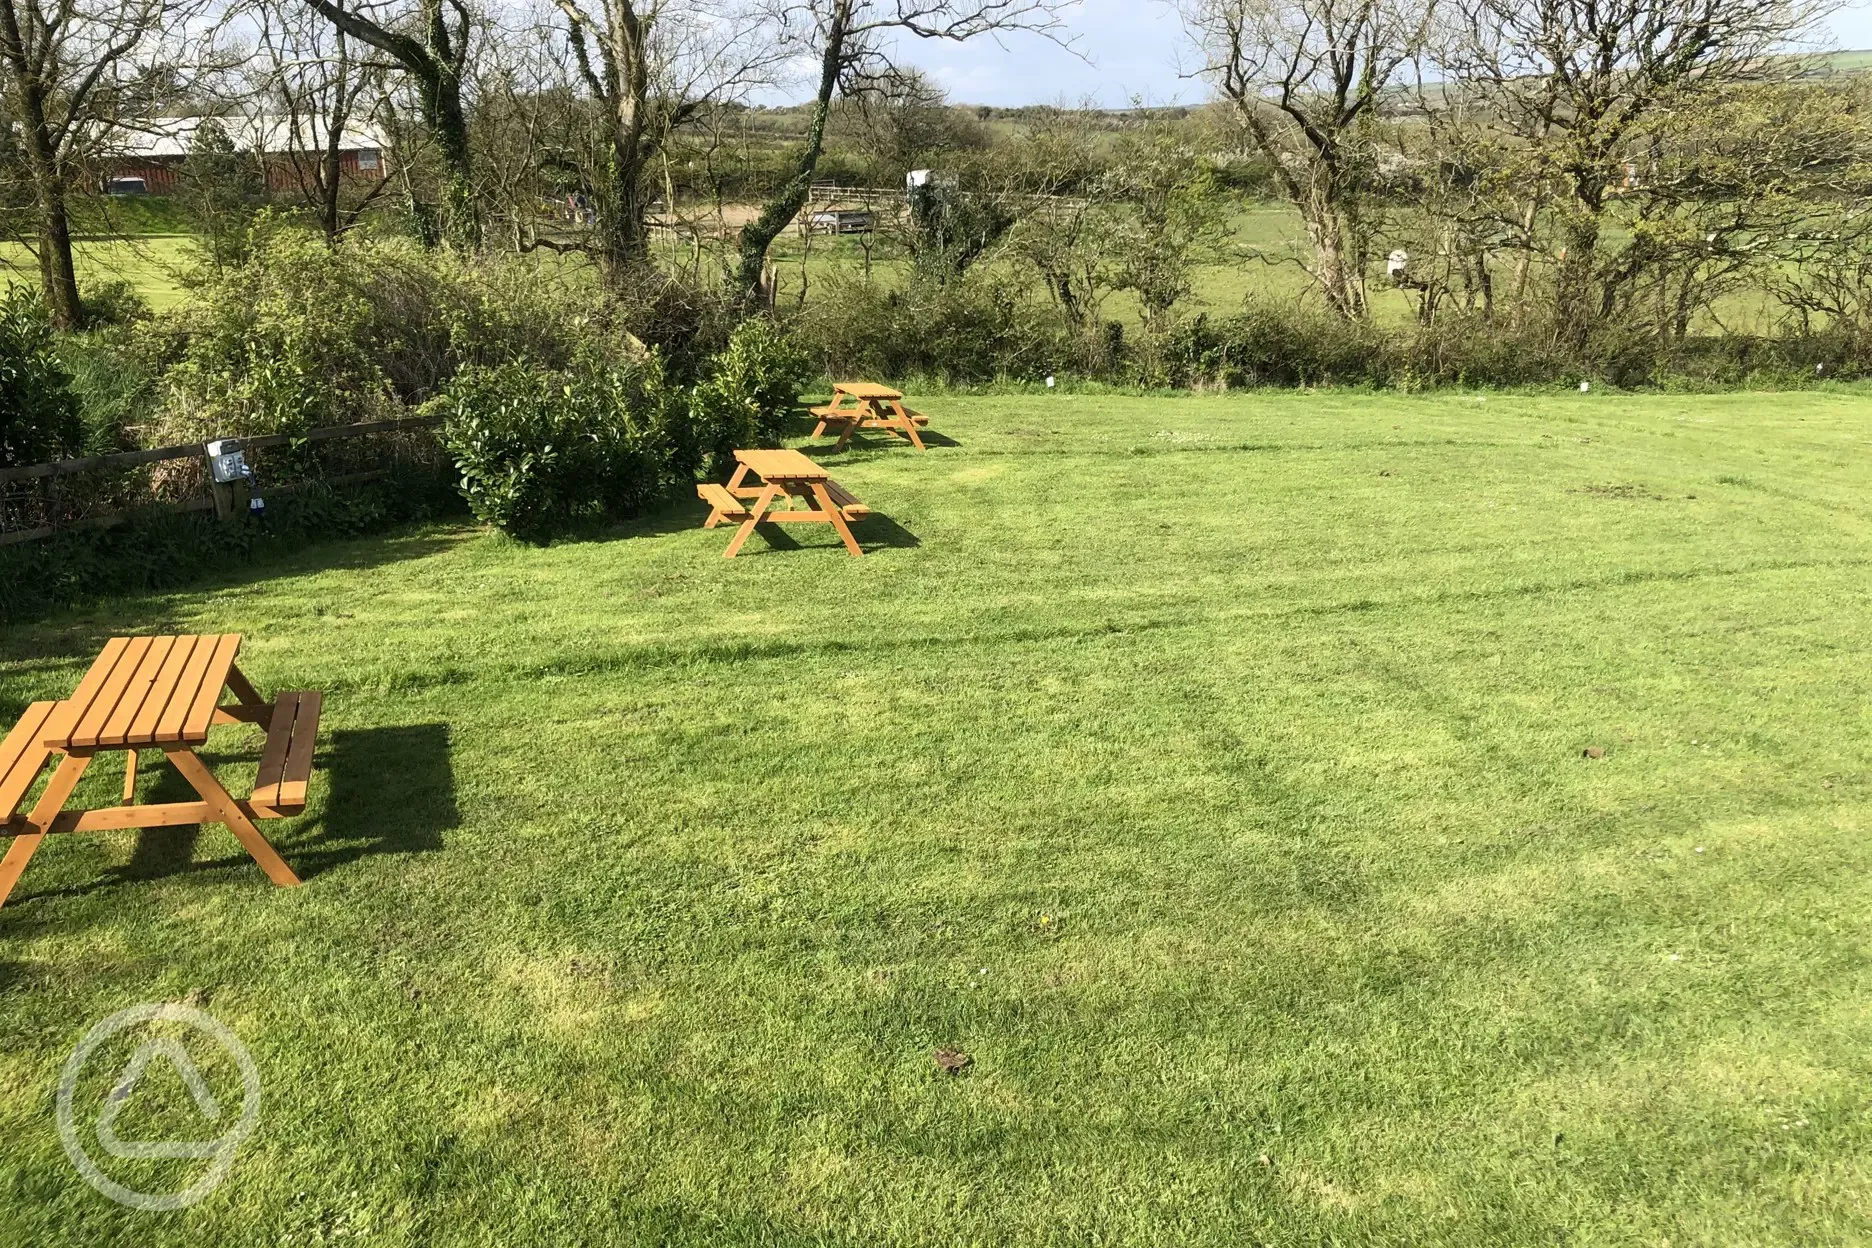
[811,381,930,452]
[0,634,319,908]
[696,448,871,559]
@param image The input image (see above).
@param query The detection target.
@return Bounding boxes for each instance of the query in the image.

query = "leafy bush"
[688,319,814,475]
[790,273,1060,384]
[438,352,686,543]
[146,221,628,446]
[78,278,152,330]
[0,288,83,468]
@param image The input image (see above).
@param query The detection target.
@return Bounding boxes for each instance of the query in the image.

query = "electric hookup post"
[204,440,266,524]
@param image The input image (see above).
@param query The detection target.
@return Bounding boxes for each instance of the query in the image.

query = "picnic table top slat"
[70,636,155,749]
[39,637,131,748]
[128,634,201,743]
[154,635,225,744]
[832,381,904,400]
[733,448,830,481]
[99,634,178,747]
[181,635,244,743]
[42,633,243,750]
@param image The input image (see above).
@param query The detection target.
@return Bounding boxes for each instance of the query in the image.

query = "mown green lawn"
[0,236,194,312]
[1,390,1869,1245]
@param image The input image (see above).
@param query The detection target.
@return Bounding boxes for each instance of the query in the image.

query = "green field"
[0,236,193,312]
[1,391,1870,1243]
[0,202,1789,334]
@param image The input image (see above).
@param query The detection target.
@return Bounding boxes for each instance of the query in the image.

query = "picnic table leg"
[892,402,927,451]
[163,748,301,888]
[0,751,93,909]
[811,484,864,558]
[123,749,138,803]
[726,462,752,491]
[723,484,780,559]
[225,663,273,729]
[833,408,864,452]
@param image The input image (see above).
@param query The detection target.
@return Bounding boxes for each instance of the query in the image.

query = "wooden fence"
[0,414,446,548]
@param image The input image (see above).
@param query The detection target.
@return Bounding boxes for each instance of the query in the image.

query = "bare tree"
[0,0,200,326]
[252,0,392,242]
[546,0,775,286]
[999,109,1112,332]
[1179,0,1433,318]
[300,0,480,247]
[731,0,1072,305]
[1449,0,1835,345]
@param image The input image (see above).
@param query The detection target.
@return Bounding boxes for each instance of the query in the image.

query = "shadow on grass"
[796,429,962,457]
[734,513,920,557]
[287,722,457,880]
[12,723,456,904]
[0,525,477,671]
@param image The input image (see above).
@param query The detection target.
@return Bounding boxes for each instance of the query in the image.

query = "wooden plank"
[236,413,443,452]
[70,636,154,749]
[155,633,223,743]
[0,703,58,816]
[0,496,219,549]
[0,441,209,484]
[734,448,828,481]
[832,381,903,400]
[180,634,242,743]
[277,690,321,807]
[697,483,754,523]
[251,693,298,807]
[99,635,176,746]
[19,798,288,835]
[811,483,865,558]
[127,635,199,744]
[39,637,131,747]
[225,663,266,710]
[723,484,781,558]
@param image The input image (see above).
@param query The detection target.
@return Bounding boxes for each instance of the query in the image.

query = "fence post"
[204,439,244,522]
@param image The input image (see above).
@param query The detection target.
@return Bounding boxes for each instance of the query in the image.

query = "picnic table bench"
[810,381,930,452]
[697,448,870,558]
[0,634,317,908]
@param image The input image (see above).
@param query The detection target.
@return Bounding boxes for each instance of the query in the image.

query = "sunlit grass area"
[0,390,1869,1244]
[0,200,1792,335]
[0,236,194,312]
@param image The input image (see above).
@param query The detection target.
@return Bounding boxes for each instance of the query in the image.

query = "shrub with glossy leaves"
[688,319,814,475]
[438,352,685,543]
[0,288,83,468]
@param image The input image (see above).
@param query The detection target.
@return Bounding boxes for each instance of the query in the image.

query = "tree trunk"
[421,69,479,250]
[600,134,655,286]
[33,178,82,329]
[735,6,847,305]
[1555,210,1601,352]
[319,114,345,243]
[303,0,479,250]
[10,82,81,327]
[1306,206,1365,319]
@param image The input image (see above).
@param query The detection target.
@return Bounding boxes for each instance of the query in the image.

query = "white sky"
[861,0,1872,109]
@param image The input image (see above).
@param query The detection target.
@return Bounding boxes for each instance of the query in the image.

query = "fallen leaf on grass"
[1582,747,1606,759]
[933,1048,972,1075]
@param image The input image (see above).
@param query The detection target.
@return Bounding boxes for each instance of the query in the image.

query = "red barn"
[103,116,390,196]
